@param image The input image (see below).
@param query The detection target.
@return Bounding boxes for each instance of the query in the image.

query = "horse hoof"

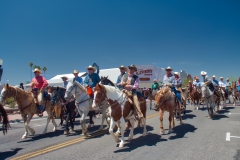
[142,133,147,136]
[64,131,69,135]
[22,135,27,139]
[119,142,124,148]
[69,129,75,133]
[42,131,47,134]
[160,131,164,135]
[128,137,133,140]
[168,130,173,134]
[53,128,57,132]
[32,130,35,135]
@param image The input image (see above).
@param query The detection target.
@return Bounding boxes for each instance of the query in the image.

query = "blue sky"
[0,0,240,85]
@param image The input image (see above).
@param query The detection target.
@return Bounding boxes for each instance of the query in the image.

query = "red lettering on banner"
[136,69,153,76]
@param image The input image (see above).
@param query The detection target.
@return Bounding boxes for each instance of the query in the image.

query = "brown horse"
[0,84,57,139]
[154,87,182,135]
[93,84,147,148]
[0,103,10,135]
[188,85,202,110]
[142,89,157,110]
[232,82,240,106]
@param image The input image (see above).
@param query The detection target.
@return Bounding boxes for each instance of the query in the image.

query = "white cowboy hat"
[165,66,172,71]
[153,79,157,82]
[212,75,216,78]
[219,77,223,79]
[118,65,128,72]
[86,65,96,72]
[61,76,68,80]
[174,72,179,75]
[33,68,42,74]
[72,70,79,74]
[226,78,229,80]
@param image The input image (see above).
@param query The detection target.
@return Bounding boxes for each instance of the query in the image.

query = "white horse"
[201,84,215,119]
[93,84,147,148]
[64,81,92,135]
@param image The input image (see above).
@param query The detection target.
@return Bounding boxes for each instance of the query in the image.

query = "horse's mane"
[101,76,116,87]
[107,79,115,86]
[73,81,87,93]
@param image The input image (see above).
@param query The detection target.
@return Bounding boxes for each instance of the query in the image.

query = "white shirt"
[219,81,226,88]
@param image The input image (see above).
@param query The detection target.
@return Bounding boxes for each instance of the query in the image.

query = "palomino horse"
[64,81,93,135]
[0,84,57,139]
[0,103,10,135]
[188,85,202,110]
[201,84,215,119]
[143,89,157,110]
[92,84,147,148]
[232,82,240,106]
[154,87,182,135]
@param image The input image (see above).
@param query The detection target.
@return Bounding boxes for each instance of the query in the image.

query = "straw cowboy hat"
[174,72,179,75]
[86,65,96,72]
[33,68,42,74]
[226,78,229,80]
[195,76,199,79]
[165,66,172,71]
[118,65,128,71]
[212,75,216,78]
[72,70,79,74]
[61,76,68,80]
[128,64,137,71]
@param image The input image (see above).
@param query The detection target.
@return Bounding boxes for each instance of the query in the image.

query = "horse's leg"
[197,99,200,110]
[69,109,74,133]
[178,104,183,125]
[80,110,88,136]
[21,114,28,139]
[233,96,236,106]
[150,100,152,110]
[160,109,164,135]
[115,121,121,136]
[64,113,70,135]
[43,109,51,134]
[172,111,175,128]
[128,118,135,140]
[119,117,125,148]
[88,111,95,128]
[99,107,106,130]
[141,117,147,136]
[168,112,173,134]
[109,118,119,143]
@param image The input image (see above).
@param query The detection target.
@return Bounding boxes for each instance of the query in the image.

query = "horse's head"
[92,84,107,109]
[64,81,76,101]
[100,76,108,85]
[143,90,149,97]
[51,87,65,106]
[232,81,236,88]
[53,102,62,119]
[0,84,13,104]
[201,84,210,98]
[154,87,171,107]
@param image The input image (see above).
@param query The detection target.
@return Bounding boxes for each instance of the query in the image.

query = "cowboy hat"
[86,65,96,72]
[153,79,157,82]
[195,76,199,79]
[33,68,42,74]
[226,78,229,80]
[118,65,128,71]
[174,72,179,75]
[61,76,68,80]
[165,66,172,71]
[128,64,137,71]
[72,70,79,74]
[212,75,216,78]
[219,77,223,79]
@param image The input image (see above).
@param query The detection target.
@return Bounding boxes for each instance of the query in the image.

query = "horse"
[64,81,94,136]
[232,82,240,106]
[92,84,147,148]
[142,89,157,110]
[0,103,10,135]
[213,89,223,111]
[100,76,146,129]
[188,85,202,110]
[201,84,215,119]
[154,87,182,135]
[0,84,57,139]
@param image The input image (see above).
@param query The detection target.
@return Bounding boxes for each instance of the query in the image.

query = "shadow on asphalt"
[233,150,240,160]
[217,109,230,114]
[114,132,167,153]
[212,114,229,120]
[17,130,64,143]
[124,125,154,137]
[168,123,197,140]
[0,148,23,159]
[184,110,193,114]
[181,114,196,120]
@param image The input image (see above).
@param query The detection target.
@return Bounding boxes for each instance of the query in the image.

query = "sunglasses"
[129,68,134,70]
[88,69,93,70]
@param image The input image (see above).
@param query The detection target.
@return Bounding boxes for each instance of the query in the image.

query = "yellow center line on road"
[11,112,159,160]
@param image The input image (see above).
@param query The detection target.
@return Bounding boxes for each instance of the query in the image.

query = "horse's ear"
[106,76,108,78]
[6,83,9,88]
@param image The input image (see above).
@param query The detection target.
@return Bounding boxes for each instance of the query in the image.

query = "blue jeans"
[137,91,145,99]
[171,87,182,103]
[33,88,50,111]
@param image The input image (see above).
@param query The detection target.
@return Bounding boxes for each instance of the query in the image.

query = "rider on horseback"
[205,75,220,98]
[30,68,49,117]
[116,65,128,91]
[193,77,201,89]
[162,66,182,107]
[120,64,144,120]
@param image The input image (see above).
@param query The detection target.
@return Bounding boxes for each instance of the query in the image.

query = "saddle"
[122,89,145,104]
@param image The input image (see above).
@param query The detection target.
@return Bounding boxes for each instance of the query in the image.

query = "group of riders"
[29,63,240,118]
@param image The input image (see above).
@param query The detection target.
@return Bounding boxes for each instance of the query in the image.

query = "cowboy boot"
[133,95,143,120]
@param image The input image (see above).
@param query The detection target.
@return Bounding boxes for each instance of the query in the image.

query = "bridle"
[0,86,18,104]
[155,91,172,106]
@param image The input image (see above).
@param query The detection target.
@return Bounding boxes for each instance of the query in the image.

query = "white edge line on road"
[230,136,240,139]
[226,132,230,141]
[229,113,240,115]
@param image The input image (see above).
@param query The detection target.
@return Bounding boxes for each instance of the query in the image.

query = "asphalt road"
[1,100,240,160]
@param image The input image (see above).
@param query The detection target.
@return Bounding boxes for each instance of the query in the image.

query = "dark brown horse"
[188,85,202,110]
[0,103,10,135]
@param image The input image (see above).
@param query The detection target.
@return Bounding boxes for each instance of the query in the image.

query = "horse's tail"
[0,104,10,135]
[88,110,96,118]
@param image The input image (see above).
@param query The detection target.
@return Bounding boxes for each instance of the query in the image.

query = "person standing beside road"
[151,79,159,91]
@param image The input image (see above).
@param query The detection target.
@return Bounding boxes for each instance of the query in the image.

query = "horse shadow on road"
[212,114,228,120]
[0,148,23,160]
[168,123,197,140]
[181,114,196,120]
[114,132,167,153]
